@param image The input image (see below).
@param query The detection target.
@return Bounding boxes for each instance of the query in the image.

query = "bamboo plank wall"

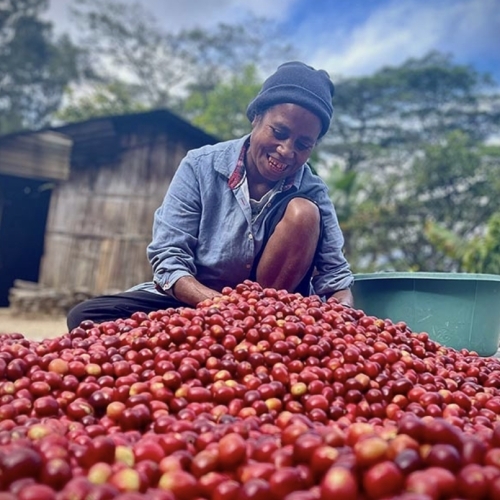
[39,130,195,294]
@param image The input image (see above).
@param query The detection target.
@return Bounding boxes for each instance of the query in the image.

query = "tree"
[173,18,295,111]
[329,131,500,272]
[325,52,500,173]
[70,0,182,110]
[181,65,261,141]
[426,212,500,275]
[60,0,295,128]
[0,0,89,134]
[323,53,500,273]
[421,137,500,273]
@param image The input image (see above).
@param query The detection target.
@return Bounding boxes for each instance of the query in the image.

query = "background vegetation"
[2,0,499,274]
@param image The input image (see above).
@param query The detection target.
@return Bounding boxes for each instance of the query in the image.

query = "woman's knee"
[67,301,87,331]
[66,298,101,331]
[282,198,320,235]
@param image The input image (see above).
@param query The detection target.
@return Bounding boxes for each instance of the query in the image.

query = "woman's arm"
[148,152,219,304]
[311,185,355,299]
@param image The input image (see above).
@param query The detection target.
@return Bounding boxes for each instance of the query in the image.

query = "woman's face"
[246,103,322,185]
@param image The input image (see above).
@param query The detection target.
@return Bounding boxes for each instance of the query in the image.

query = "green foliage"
[181,65,261,140]
[63,0,295,129]
[322,53,500,273]
[426,213,500,274]
[4,3,500,275]
[420,133,500,274]
[173,18,295,94]
[0,0,89,133]
[325,165,362,225]
[464,214,500,274]
[346,131,500,273]
[325,52,499,170]
[397,131,499,271]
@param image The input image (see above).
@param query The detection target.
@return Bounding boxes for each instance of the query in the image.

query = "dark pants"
[67,193,321,330]
[67,290,185,330]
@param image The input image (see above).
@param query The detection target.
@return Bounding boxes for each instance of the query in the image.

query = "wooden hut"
[0,110,218,313]
[0,130,72,308]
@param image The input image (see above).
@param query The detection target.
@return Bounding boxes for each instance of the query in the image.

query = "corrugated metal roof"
[0,108,220,176]
[0,131,72,181]
[53,108,219,145]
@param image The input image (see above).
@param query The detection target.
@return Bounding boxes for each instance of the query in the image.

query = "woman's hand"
[328,288,354,308]
[172,276,222,307]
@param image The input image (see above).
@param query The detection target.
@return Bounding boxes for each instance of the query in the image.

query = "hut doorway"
[0,175,52,307]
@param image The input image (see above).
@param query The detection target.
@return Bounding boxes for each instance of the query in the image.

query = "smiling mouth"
[268,156,288,173]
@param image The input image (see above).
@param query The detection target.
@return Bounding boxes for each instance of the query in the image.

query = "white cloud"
[43,0,74,34]
[44,0,499,79]
[311,0,500,78]
[233,0,297,19]
[45,0,298,36]
[145,0,298,33]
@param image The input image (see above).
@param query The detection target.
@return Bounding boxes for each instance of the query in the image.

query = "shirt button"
[248,233,253,240]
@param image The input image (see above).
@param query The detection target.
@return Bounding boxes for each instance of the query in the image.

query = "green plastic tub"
[352,272,500,357]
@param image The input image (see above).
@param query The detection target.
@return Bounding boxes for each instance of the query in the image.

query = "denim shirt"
[129,135,353,299]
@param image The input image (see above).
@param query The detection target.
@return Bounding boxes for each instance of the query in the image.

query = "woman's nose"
[277,139,295,158]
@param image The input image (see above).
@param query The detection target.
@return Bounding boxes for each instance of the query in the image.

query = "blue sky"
[46,0,500,83]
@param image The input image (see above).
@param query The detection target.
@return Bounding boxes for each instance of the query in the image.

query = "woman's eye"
[270,126,313,152]
[271,127,287,140]
[297,142,313,152]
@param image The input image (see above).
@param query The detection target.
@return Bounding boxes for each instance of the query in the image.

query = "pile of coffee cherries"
[1,280,500,499]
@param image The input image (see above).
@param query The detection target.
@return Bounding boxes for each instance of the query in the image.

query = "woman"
[67,61,354,330]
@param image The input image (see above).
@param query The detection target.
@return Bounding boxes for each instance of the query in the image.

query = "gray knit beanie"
[246,61,335,138]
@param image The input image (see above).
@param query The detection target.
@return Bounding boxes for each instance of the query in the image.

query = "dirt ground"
[0,308,68,341]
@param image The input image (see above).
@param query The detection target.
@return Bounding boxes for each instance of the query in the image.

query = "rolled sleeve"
[311,185,354,297]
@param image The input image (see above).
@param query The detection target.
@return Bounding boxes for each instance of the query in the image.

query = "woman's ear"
[251,111,265,129]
